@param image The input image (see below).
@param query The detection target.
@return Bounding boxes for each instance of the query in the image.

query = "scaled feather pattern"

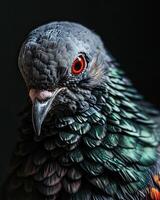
[2,22,160,200]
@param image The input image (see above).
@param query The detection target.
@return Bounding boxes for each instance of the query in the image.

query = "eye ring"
[71,55,87,75]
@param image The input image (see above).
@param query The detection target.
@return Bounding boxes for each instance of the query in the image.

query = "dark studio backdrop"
[0,0,157,182]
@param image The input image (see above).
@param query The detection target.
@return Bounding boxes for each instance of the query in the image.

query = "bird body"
[2,22,160,200]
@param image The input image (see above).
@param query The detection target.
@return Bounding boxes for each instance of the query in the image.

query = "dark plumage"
[2,22,160,200]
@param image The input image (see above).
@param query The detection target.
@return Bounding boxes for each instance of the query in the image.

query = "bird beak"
[30,87,66,136]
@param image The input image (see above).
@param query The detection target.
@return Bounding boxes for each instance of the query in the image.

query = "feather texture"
[2,21,160,200]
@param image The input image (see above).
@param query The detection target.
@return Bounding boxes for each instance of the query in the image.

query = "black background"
[0,0,158,182]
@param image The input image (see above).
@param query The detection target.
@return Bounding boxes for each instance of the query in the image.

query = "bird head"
[18,22,113,136]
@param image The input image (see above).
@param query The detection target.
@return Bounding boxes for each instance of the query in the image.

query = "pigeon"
[2,21,160,200]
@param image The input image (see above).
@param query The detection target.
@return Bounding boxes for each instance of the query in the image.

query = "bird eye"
[71,55,86,75]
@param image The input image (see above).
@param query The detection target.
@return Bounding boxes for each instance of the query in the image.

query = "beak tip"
[37,131,41,136]
[32,119,41,136]
[33,125,41,136]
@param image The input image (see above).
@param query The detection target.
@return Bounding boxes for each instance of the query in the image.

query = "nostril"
[29,89,53,103]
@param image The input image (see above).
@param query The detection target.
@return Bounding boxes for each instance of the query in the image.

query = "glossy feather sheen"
[2,22,160,200]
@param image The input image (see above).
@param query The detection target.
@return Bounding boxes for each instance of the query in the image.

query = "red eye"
[71,55,86,75]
